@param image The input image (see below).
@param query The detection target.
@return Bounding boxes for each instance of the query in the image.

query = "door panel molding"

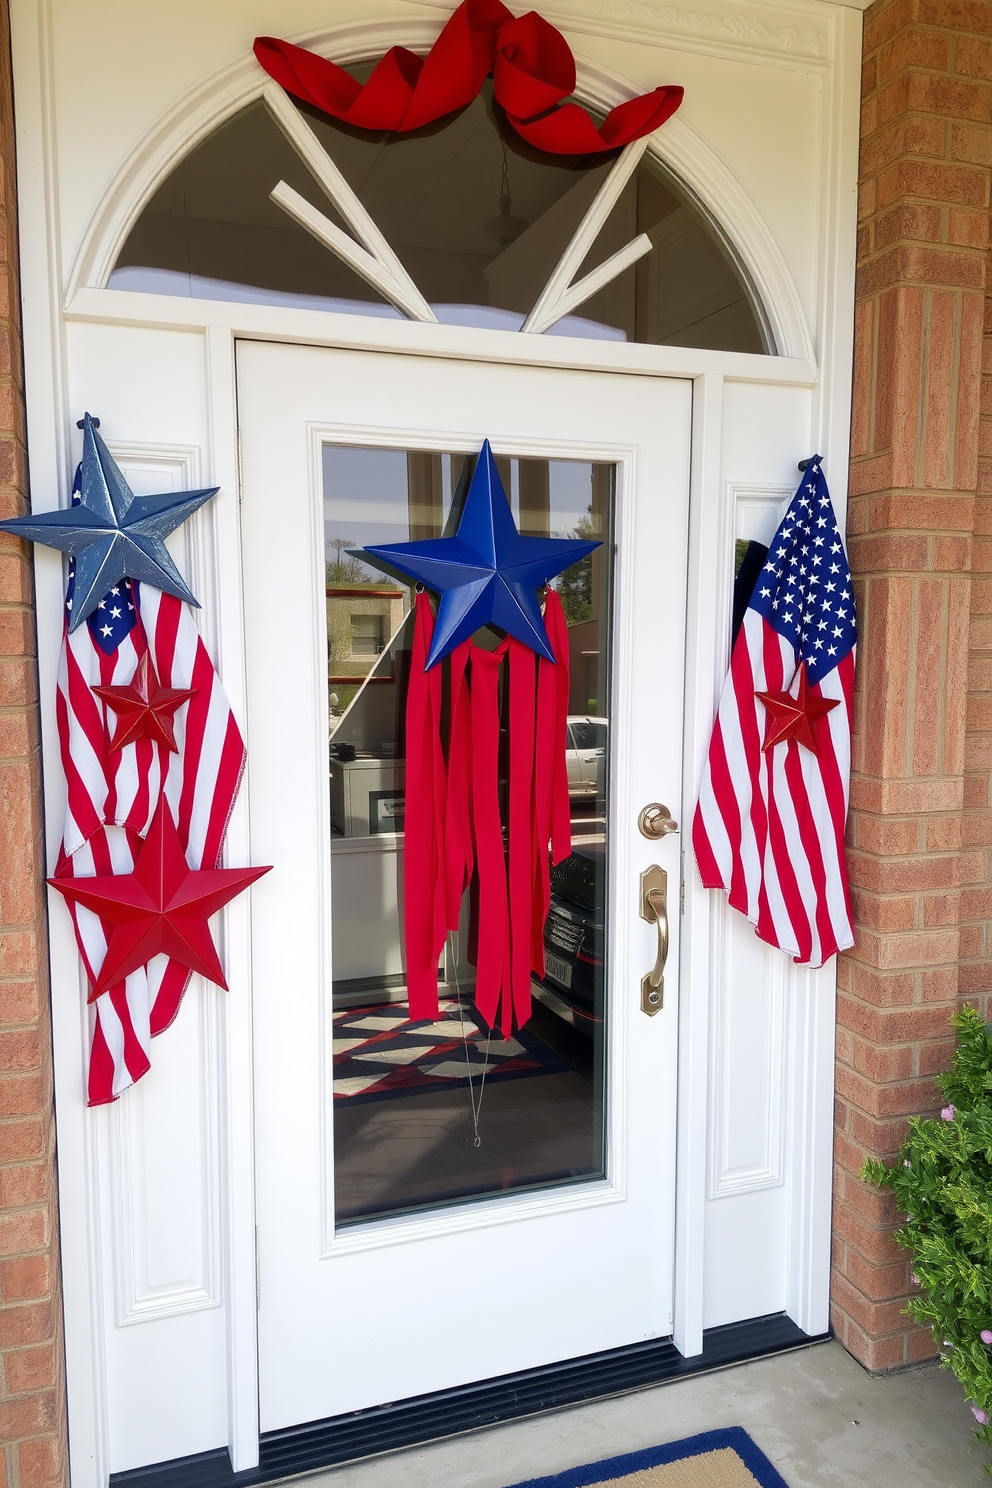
[298,417,643,1259]
[706,904,788,1199]
[109,985,223,1325]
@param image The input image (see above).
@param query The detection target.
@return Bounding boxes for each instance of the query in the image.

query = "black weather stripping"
[110,1313,826,1488]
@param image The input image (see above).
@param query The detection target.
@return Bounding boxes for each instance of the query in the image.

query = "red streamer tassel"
[470,643,509,1031]
[444,640,474,931]
[508,638,536,1032]
[255,0,682,156]
[403,592,446,1018]
[530,589,572,977]
[545,589,572,867]
[402,589,573,1037]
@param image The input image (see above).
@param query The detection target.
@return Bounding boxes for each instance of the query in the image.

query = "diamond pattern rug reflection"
[333,998,568,1103]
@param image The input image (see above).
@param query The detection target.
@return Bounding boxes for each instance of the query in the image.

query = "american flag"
[55,473,246,1104]
[692,458,856,967]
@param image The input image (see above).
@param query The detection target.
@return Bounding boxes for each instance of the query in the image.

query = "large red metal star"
[755,662,840,756]
[92,651,196,753]
[49,796,270,999]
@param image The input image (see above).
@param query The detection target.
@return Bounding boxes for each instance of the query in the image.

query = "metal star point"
[361,440,600,668]
[48,795,271,999]
[756,662,840,756]
[92,651,196,754]
[0,412,219,630]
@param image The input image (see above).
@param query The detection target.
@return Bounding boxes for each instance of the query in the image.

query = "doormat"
[333,998,569,1102]
[507,1428,791,1488]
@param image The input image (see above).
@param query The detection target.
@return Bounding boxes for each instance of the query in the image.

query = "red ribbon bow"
[255,0,683,155]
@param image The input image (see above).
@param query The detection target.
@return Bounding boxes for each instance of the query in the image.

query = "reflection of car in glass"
[532,848,604,1035]
[566,716,607,799]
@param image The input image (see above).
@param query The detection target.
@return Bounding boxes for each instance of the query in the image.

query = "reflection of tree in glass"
[325,541,380,586]
[556,506,596,626]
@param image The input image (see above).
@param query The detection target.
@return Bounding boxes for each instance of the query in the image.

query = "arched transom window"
[112,76,769,353]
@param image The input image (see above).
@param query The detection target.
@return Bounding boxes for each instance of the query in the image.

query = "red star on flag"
[92,651,196,753]
[755,661,840,757]
[49,796,270,999]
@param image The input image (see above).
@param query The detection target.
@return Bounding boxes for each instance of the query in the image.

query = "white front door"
[237,338,690,1432]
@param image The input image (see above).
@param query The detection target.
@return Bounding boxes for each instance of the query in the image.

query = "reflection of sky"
[323,447,604,578]
[323,446,410,581]
[546,461,598,537]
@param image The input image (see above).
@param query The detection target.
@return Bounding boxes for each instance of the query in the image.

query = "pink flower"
[911,1274,920,1286]
[982,1331,992,1346]
[972,1406,988,1426]
[941,1105,956,1121]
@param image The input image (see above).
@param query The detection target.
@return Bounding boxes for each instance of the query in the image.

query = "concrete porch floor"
[308,1340,986,1487]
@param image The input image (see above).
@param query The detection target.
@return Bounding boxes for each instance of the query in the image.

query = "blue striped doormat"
[508,1427,791,1488]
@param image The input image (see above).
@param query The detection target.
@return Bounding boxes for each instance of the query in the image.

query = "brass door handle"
[638,803,679,840]
[640,865,669,1015]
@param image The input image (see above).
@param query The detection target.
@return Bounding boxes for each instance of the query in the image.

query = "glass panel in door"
[324,445,614,1223]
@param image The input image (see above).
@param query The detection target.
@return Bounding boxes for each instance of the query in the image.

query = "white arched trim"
[66,18,815,366]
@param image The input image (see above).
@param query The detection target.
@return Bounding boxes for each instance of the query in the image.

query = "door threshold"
[110,1314,828,1488]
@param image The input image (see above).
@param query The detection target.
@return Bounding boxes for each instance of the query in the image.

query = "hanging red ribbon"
[443,639,474,930]
[402,588,572,1037]
[470,641,510,1030]
[255,1,683,155]
[403,591,447,1018]
[508,637,536,1034]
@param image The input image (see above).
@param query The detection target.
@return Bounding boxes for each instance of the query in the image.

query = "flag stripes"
[56,581,246,1104]
[692,459,856,968]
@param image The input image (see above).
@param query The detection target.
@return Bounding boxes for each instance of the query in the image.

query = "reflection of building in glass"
[326,584,405,683]
[350,613,384,656]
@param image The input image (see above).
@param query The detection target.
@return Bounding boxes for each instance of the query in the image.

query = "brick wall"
[0,0,69,1482]
[835,0,992,1371]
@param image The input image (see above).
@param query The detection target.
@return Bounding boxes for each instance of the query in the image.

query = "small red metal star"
[92,651,196,753]
[755,662,840,756]
[49,796,271,999]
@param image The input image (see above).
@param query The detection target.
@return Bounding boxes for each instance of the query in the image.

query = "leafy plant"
[863,1005,992,1470]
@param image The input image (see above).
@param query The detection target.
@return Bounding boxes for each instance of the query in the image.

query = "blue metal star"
[363,441,600,668]
[0,413,219,631]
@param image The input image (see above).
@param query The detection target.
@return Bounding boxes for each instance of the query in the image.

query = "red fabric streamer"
[443,640,474,930]
[508,638,537,1033]
[470,642,510,1031]
[403,592,447,1018]
[544,589,572,864]
[402,588,573,1036]
[531,589,571,973]
[254,1,683,156]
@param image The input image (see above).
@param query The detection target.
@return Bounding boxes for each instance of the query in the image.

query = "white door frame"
[9,4,862,1480]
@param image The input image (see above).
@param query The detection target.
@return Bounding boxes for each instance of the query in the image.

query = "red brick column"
[966,247,992,996]
[834,0,992,1371]
[0,1,69,1482]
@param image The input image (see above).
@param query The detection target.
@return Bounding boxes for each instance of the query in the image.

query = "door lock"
[639,865,669,1016]
[638,803,679,840]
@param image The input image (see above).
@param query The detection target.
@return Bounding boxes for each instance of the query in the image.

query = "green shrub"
[863,1006,992,1472]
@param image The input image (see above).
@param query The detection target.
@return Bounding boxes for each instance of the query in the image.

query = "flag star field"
[747,459,856,685]
[691,457,857,969]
